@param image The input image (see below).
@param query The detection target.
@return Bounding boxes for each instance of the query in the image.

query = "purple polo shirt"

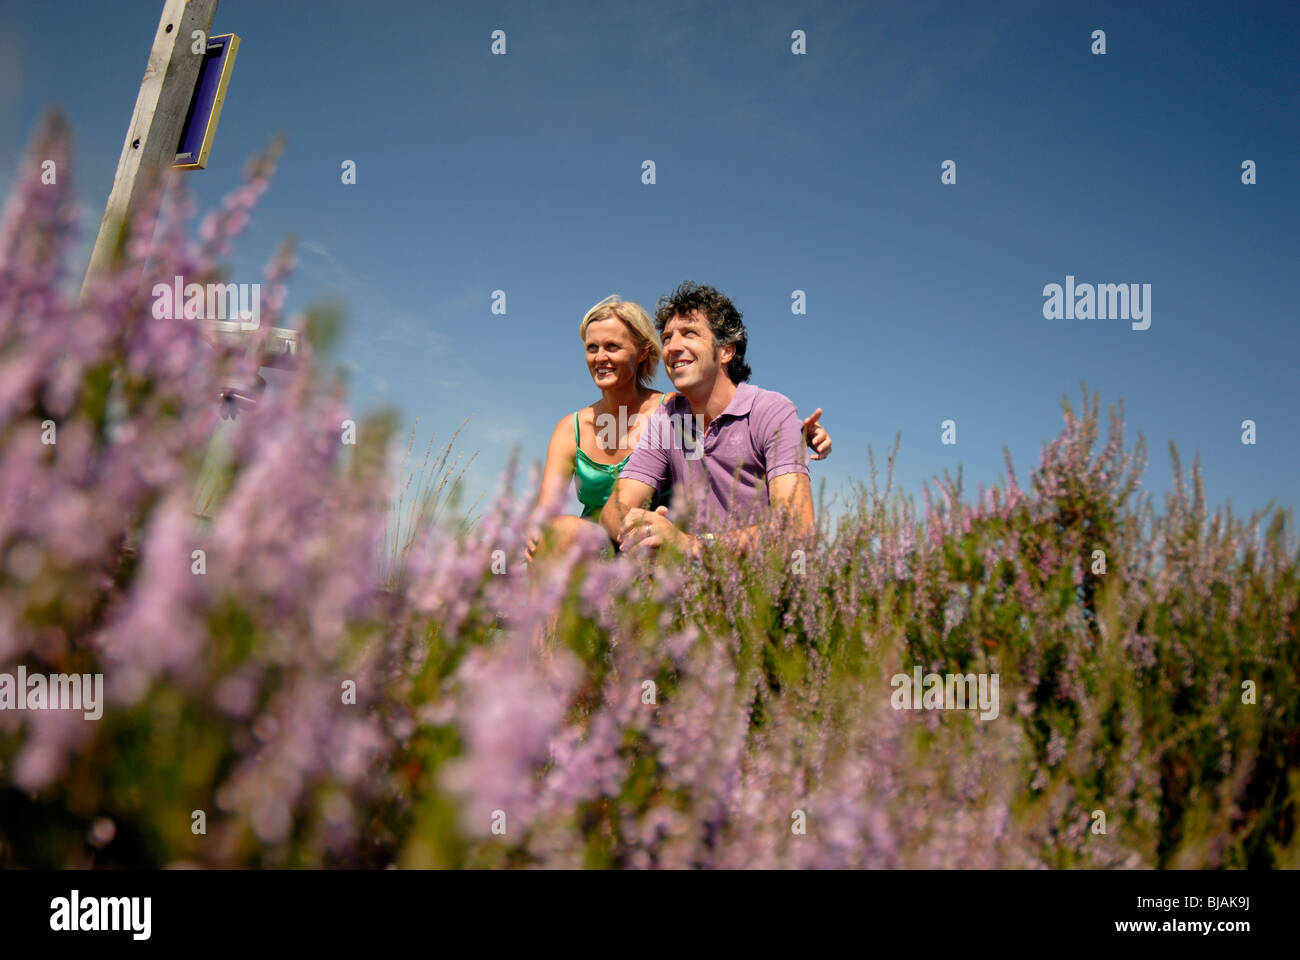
[620,382,809,531]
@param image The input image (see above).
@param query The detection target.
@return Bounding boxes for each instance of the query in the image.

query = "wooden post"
[74,0,303,525]
[79,0,218,301]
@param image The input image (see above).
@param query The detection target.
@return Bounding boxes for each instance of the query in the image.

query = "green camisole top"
[574,393,670,519]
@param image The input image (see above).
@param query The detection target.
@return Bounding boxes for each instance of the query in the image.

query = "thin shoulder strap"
[573,411,580,446]
[659,392,668,406]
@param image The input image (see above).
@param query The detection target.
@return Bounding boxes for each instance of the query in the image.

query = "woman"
[525,295,830,560]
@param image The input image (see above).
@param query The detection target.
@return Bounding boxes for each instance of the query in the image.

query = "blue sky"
[2,0,1297,525]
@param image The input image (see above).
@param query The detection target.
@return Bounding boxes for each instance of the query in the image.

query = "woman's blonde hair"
[579,295,661,389]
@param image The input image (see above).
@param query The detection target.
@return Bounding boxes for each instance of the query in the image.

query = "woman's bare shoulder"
[549,411,579,452]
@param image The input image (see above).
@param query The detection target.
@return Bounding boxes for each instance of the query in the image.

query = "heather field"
[2,116,1298,870]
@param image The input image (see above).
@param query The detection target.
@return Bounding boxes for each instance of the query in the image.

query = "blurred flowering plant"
[1,112,1297,869]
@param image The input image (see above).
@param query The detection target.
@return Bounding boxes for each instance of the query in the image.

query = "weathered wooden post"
[78,0,303,525]
[79,0,219,300]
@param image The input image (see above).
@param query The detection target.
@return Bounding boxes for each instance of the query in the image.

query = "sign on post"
[174,33,240,170]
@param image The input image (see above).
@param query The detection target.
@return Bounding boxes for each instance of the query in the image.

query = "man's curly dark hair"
[653,281,752,383]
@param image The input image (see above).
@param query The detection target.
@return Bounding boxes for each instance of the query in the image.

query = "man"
[601,281,815,556]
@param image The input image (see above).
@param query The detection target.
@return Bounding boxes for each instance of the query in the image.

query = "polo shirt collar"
[716,381,756,420]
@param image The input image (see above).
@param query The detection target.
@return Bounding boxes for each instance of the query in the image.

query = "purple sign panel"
[174,33,240,170]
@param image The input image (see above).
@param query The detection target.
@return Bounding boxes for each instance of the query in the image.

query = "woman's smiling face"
[584,317,644,389]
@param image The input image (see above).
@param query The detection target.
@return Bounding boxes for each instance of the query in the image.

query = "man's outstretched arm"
[618,472,815,557]
[696,472,814,554]
[600,476,657,544]
[768,470,815,533]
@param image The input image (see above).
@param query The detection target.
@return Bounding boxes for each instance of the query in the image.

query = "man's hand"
[600,477,657,543]
[803,408,832,460]
[618,505,694,555]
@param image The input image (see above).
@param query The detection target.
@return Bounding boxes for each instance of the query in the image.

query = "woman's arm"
[802,407,832,460]
[526,415,579,560]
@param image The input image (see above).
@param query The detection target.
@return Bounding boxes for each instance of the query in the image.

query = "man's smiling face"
[661,309,733,393]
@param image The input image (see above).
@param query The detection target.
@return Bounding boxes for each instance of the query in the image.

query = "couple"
[527,281,829,562]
